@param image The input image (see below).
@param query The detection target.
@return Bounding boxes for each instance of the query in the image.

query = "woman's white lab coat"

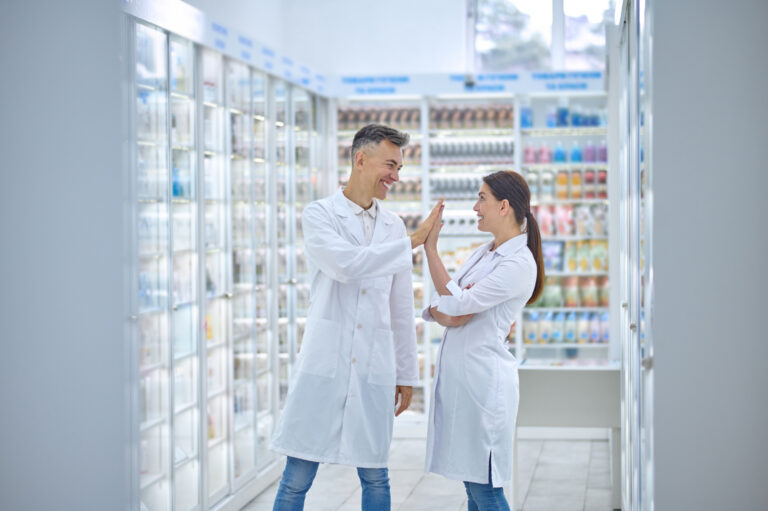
[423,234,536,486]
[270,188,419,467]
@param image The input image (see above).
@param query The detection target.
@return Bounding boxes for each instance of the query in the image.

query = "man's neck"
[343,175,374,210]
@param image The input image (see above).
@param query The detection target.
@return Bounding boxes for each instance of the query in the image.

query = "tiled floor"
[241,438,614,511]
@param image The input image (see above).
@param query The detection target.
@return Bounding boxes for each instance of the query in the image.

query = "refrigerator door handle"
[642,356,654,371]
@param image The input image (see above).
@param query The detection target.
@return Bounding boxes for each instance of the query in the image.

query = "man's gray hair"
[350,124,410,166]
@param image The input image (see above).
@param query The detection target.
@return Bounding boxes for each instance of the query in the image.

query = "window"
[475,0,613,72]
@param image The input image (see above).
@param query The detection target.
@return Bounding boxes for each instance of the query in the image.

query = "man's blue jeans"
[273,456,391,510]
[463,457,511,511]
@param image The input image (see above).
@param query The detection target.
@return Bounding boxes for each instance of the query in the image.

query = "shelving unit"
[334,92,616,427]
[129,17,330,511]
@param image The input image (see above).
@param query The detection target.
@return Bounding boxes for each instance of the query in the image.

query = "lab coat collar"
[331,188,365,244]
[490,233,528,257]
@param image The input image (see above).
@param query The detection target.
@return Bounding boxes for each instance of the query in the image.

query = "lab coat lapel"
[330,188,364,245]
[453,241,492,285]
[370,199,394,245]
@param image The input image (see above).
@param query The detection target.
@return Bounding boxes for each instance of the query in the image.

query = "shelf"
[430,164,512,172]
[140,416,165,433]
[137,83,159,92]
[138,251,166,260]
[541,235,608,241]
[521,127,607,137]
[545,271,609,277]
[234,413,254,433]
[208,436,226,450]
[170,91,193,100]
[172,300,196,310]
[208,387,227,400]
[140,360,166,375]
[203,101,222,108]
[531,199,608,206]
[138,196,166,203]
[430,128,514,137]
[174,349,197,363]
[171,145,194,152]
[174,400,197,416]
[140,472,165,491]
[207,339,227,351]
[174,452,197,470]
[525,307,608,313]
[523,343,610,348]
[137,140,161,147]
[521,163,608,170]
[138,306,167,316]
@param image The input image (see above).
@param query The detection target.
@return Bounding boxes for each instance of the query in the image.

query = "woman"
[422,171,544,510]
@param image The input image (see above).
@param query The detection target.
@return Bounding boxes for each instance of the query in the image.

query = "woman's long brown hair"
[482,171,545,304]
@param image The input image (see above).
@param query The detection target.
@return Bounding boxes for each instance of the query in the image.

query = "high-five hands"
[410,199,445,249]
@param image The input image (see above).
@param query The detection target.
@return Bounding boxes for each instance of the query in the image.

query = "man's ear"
[353,149,365,169]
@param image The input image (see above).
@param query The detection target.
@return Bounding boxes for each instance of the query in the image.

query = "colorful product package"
[555,205,574,236]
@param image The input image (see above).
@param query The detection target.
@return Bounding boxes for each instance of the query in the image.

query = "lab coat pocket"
[296,318,342,378]
[367,327,396,386]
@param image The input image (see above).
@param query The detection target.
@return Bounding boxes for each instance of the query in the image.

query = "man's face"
[356,140,403,200]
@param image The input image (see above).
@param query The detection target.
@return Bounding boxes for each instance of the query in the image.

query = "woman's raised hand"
[410,199,444,249]
[424,201,444,251]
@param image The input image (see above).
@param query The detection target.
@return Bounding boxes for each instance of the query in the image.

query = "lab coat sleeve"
[435,256,535,316]
[302,202,413,283]
[390,223,419,386]
[420,287,444,322]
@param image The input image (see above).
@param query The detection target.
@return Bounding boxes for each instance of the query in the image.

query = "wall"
[185,0,468,76]
[281,0,467,75]
[185,0,284,53]
[0,0,128,510]
[653,0,768,508]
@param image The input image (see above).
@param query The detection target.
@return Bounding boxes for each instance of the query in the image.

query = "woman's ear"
[500,198,511,217]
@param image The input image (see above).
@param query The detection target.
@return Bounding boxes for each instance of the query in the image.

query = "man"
[270,124,443,510]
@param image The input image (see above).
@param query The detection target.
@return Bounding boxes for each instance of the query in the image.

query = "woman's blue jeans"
[463,457,511,511]
[273,456,391,510]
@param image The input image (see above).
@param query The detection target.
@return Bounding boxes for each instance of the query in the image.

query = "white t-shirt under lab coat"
[423,233,536,486]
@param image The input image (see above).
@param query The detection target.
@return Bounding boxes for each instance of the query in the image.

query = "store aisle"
[242,438,613,511]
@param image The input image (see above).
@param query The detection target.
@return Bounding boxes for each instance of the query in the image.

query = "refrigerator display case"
[128,16,330,511]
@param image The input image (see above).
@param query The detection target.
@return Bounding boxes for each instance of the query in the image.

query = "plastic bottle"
[538,143,552,163]
[552,312,566,343]
[584,140,596,163]
[600,312,610,343]
[565,312,578,344]
[546,107,557,128]
[524,145,537,163]
[520,100,533,128]
[570,142,583,163]
[556,98,569,127]
[577,312,591,344]
[554,141,567,163]
[589,313,601,343]
[540,311,554,344]
[556,170,569,199]
[524,312,539,344]
[570,170,583,199]
[598,140,608,163]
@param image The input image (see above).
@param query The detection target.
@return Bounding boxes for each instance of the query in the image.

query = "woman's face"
[473,182,501,232]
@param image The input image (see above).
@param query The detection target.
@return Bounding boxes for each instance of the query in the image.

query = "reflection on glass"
[564,0,611,70]
[475,0,552,71]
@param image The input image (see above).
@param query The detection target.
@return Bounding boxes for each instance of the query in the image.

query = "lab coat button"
[352,358,357,363]
[362,289,367,295]
[357,324,362,329]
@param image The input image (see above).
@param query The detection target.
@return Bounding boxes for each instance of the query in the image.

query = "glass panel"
[205,298,227,346]
[475,0,553,72]
[174,458,199,511]
[205,249,226,298]
[564,0,611,71]
[136,23,170,511]
[234,426,255,479]
[140,425,170,511]
[207,394,228,496]
[169,34,199,510]
[207,346,227,395]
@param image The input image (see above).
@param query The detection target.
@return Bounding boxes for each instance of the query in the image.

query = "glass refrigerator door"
[169,34,201,511]
[291,87,311,369]
[251,71,274,469]
[200,48,230,504]
[227,59,258,483]
[136,22,172,511]
[274,79,292,407]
